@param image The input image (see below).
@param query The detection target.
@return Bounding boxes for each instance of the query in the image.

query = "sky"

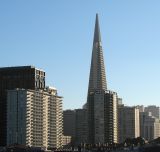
[0,0,160,109]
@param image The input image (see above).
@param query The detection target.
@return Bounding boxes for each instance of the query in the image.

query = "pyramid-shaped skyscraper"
[88,14,107,92]
[87,14,118,144]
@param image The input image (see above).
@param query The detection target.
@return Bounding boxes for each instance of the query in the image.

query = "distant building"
[0,66,45,146]
[136,105,145,112]
[87,14,118,144]
[82,103,87,109]
[75,109,88,145]
[140,112,160,141]
[117,98,123,105]
[88,89,118,144]
[118,105,140,143]
[145,105,160,119]
[63,108,88,145]
[62,136,72,146]
[7,87,63,149]
[63,110,76,143]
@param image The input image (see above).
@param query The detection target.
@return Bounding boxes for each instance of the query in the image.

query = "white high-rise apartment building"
[7,87,63,149]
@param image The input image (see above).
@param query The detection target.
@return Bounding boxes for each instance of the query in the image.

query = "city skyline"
[1,1,160,109]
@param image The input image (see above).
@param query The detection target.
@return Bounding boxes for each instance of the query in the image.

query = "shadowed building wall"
[118,105,140,143]
[0,66,45,146]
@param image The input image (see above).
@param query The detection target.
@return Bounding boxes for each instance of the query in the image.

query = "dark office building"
[75,109,88,145]
[63,109,88,145]
[0,66,45,146]
[63,110,76,143]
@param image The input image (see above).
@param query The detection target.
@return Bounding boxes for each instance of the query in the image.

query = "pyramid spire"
[94,14,101,43]
[88,14,107,92]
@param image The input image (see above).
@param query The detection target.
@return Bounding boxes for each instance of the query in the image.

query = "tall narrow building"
[0,66,45,146]
[118,105,140,143]
[87,14,118,144]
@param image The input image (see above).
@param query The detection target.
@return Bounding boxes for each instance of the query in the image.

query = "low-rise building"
[62,136,72,146]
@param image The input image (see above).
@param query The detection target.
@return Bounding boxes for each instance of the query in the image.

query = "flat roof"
[0,65,45,72]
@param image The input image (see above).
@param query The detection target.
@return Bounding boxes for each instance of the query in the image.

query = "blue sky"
[0,0,160,109]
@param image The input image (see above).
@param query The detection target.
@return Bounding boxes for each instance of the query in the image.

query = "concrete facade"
[63,109,88,145]
[75,109,88,145]
[104,91,118,143]
[118,105,140,143]
[62,136,72,146]
[145,106,160,119]
[140,112,160,141]
[0,66,45,146]
[136,105,145,112]
[63,110,76,143]
[7,87,63,149]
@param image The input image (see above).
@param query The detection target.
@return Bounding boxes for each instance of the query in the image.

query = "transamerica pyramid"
[87,14,118,144]
[88,13,107,93]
